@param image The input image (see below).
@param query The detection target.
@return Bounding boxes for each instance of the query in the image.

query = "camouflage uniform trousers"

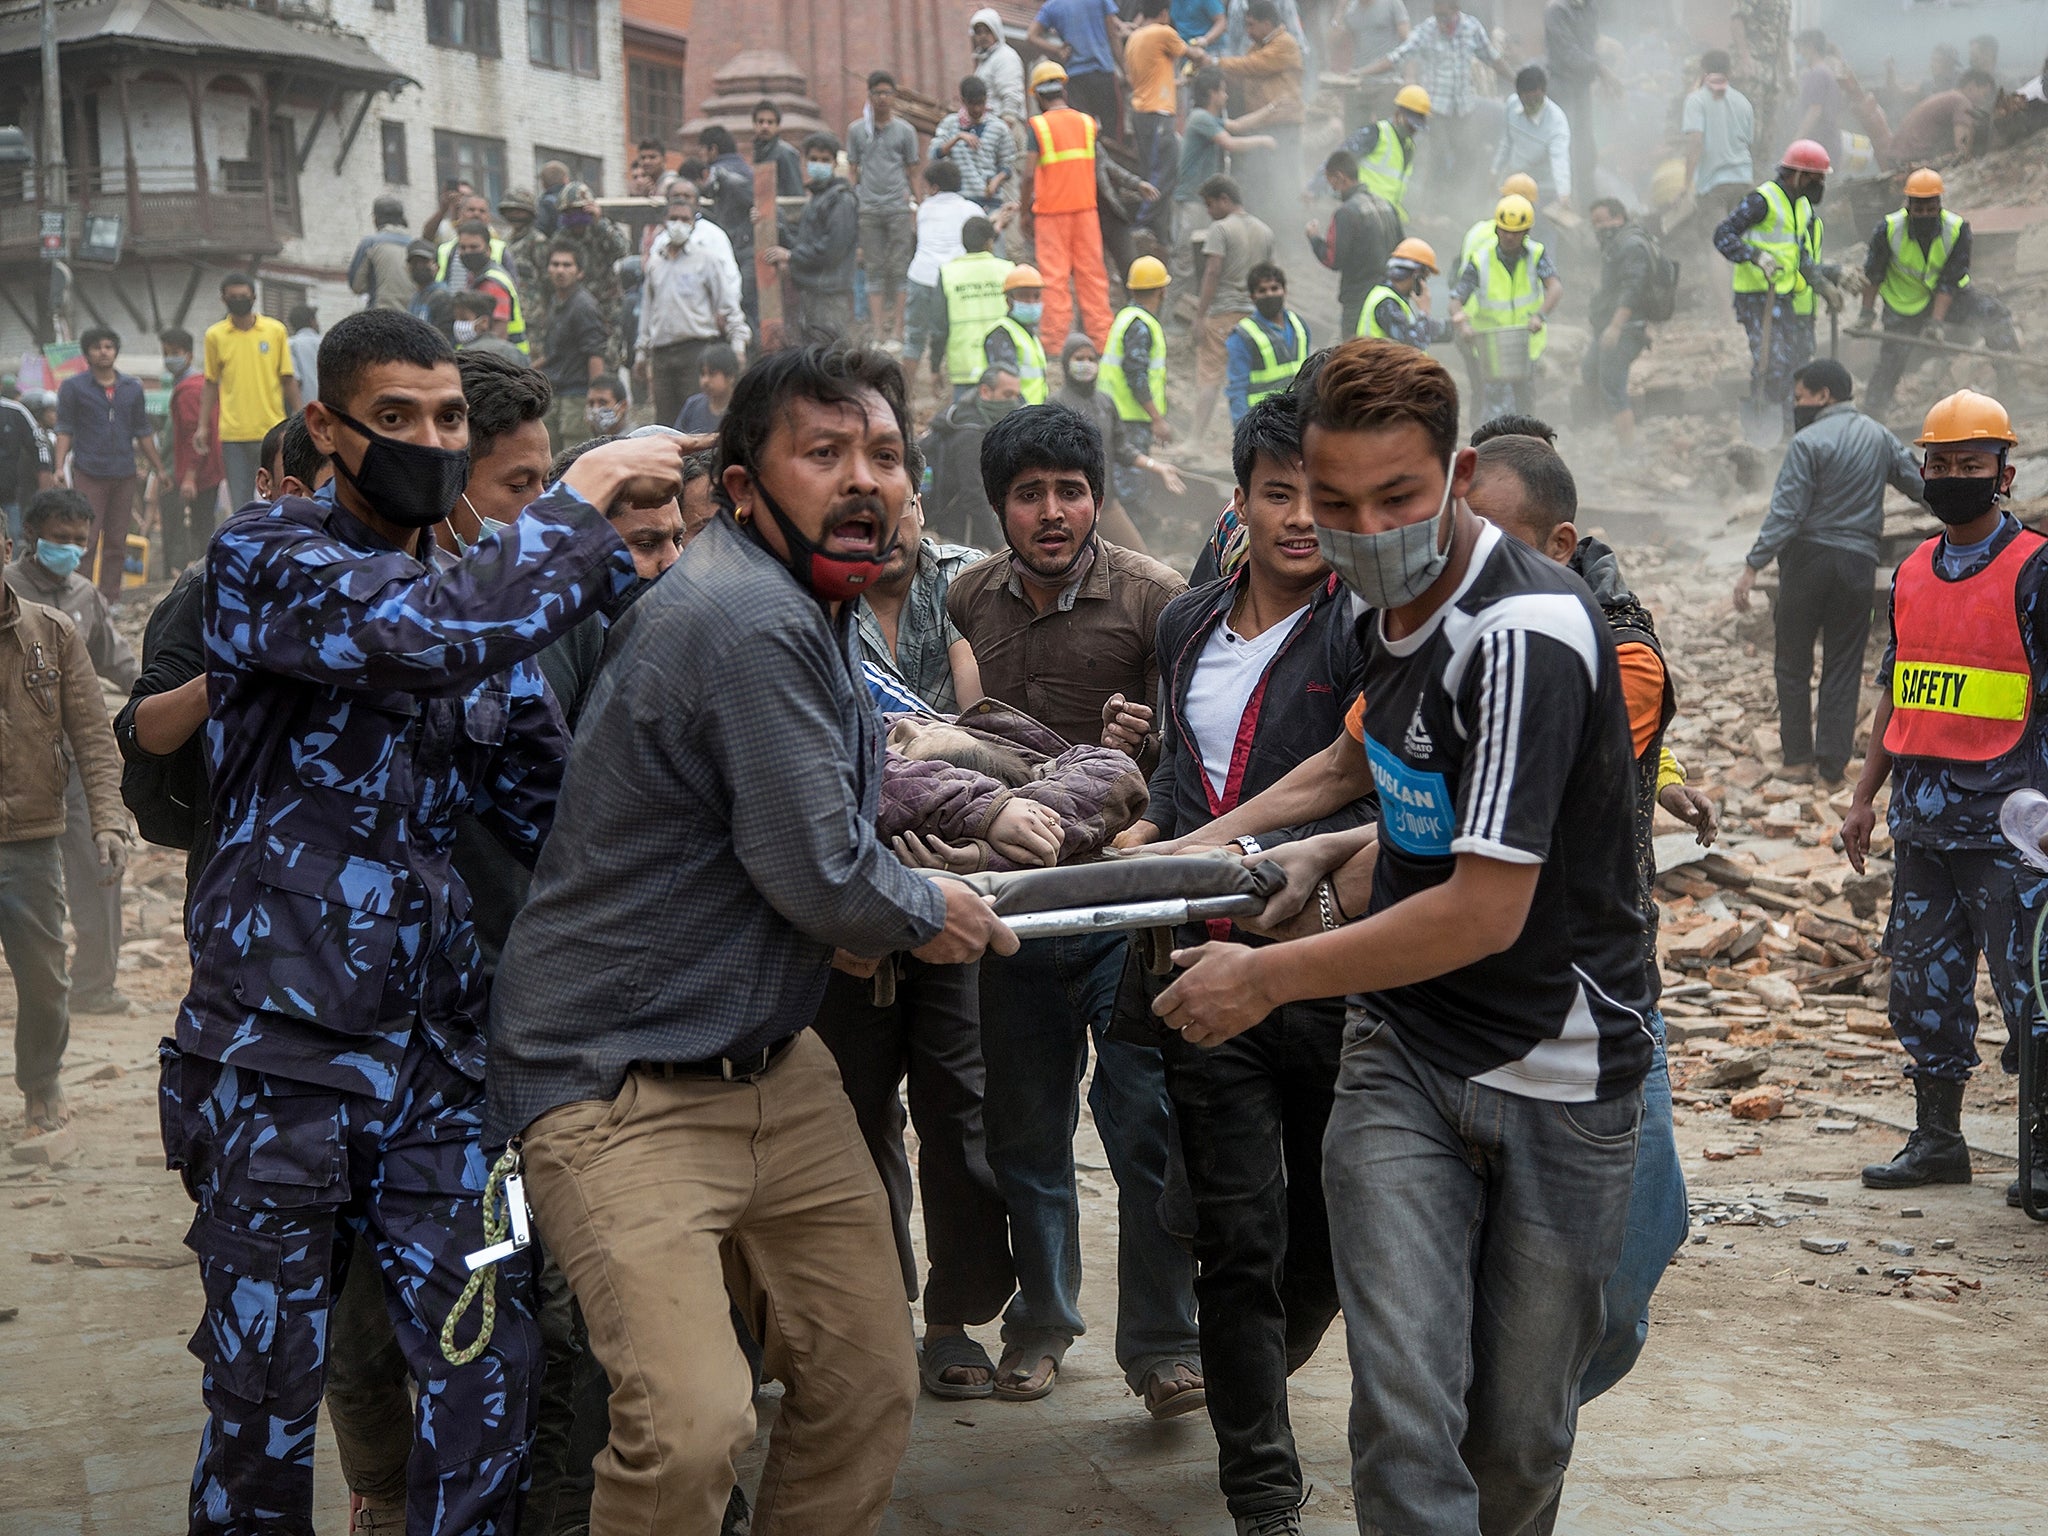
[1883,839,2048,1083]
[1733,291,1813,419]
[159,1027,539,1535]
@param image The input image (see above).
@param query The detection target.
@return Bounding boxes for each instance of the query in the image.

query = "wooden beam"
[187,67,211,231]
[0,279,41,341]
[141,255,163,331]
[117,66,142,244]
[69,274,114,332]
[108,270,151,332]
[172,260,204,328]
[296,80,340,174]
[334,88,375,176]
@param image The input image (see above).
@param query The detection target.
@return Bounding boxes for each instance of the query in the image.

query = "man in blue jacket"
[157,308,689,1535]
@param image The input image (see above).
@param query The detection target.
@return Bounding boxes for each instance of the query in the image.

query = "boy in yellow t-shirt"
[197,271,301,510]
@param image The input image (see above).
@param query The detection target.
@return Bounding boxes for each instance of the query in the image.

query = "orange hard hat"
[1915,389,2018,449]
[1390,236,1438,273]
[1780,138,1833,174]
[1903,167,1944,199]
[1003,264,1044,291]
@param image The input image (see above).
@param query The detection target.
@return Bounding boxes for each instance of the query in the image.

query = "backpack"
[1635,230,1681,322]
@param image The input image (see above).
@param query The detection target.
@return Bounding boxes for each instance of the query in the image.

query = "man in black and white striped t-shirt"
[1151,337,1649,1534]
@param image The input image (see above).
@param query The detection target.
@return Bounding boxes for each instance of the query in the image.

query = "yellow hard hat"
[1915,389,2018,449]
[1003,264,1045,292]
[1494,193,1535,232]
[1030,58,1068,92]
[1126,255,1171,290]
[1390,237,1439,273]
[1904,167,1945,199]
[1499,172,1539,203]
[1394,84,1432,117]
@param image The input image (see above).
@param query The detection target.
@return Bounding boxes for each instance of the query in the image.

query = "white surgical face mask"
[666,217,693,243]
[454,494,508,551]
[452,319,479,344]
[1314,456,1457,611]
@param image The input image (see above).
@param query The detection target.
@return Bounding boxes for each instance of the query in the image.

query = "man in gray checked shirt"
[488,342,1015,1536]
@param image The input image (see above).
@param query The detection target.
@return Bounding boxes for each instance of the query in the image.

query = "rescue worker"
[1337,84,1432,220]
[451,219,529,357]
[938,216,1014,400]
[1451,193,1562,420]
[1460,172,1539,273]
[156,308,691,1534]
[1358,238,1452,347]
[1103,255,1173,526]
[1714,138,1843,429]
[498,187,551,332]
[986,265,1050,404]
[1844,390,2048,1208]
[1224,262,1310,424]
[1860,169,2021,421]
[1019,60,1113,351]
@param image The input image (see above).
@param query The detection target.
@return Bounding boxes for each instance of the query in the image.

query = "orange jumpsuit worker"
[1020,59,1114,350]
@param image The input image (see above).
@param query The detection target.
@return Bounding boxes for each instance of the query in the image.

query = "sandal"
[1140,1362,1207,1420]
[992,1344,1061,1402]
[22,1088,70,1134]
[920,1331,996,1400]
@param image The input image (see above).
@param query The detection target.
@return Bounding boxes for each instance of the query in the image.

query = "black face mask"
[1792,403,1825,431]
[325,407,472,530]
[1923,474,2002,526]
[1254,295,1286,320]
[603,573,655,621]
[224,294,254,317]
[460,249,492,275]
[1802,178,1825,206]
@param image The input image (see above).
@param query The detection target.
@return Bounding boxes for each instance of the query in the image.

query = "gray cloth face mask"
[1313,457,1456,610]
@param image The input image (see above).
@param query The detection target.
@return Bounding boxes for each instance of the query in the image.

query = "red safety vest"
[1883,527,2047,762]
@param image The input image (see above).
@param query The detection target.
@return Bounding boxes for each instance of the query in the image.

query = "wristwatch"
[1233,835,1263,856]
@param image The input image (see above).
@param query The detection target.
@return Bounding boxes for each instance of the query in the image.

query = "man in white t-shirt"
[1682,48,1757,222]
[1115,391,1367,1535]
[1153,337,1649,1532]
[905,157,983,401]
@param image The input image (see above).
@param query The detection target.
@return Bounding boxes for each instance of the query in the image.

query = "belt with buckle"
[637,1034,798,1083]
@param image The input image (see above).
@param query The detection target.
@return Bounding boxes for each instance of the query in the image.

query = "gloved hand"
[1752,253,1778,283]
[1816,277,1845,315]
[94,830,129,885]
[1922,321,1946,344]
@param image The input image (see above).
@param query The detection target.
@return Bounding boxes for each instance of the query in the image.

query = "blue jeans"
[1323,1014,1640,1533]
[1579,1008,1688,1402]
[977,932,1200,1390]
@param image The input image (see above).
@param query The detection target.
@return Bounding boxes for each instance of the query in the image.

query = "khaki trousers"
[522,1030,918,1536]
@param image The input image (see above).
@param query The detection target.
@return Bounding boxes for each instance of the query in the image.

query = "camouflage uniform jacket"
[505,225,552,329]
[548,217,632,347]
[178,482,634,1099]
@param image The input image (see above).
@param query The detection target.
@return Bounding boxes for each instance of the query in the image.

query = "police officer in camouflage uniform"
[157,309,688,1535]
[548,183,631,366]
[1844,390,2048,1207]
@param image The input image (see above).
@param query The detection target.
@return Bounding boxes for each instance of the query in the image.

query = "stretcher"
[949,851,1286,973]
[1996,789,2048,1221]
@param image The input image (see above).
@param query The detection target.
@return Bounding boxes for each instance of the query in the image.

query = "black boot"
[1862,1076,1973,1188]
[2006,1046,2048,1209]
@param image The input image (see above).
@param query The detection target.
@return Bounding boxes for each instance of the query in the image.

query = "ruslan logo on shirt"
[1364,732,1456,857]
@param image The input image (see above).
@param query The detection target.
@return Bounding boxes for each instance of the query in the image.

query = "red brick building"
[679,0,1032,146]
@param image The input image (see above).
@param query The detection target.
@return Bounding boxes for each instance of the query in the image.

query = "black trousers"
[1162,997,1345,1518]
[1772,540,1875,778]
[1066,71,1121,138]
[159,480,221,573]
[811,959,1016,1326]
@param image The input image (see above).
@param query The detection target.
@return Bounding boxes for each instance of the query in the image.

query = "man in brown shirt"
[944,403,1205,1420]
[0,529,128,1132]
[1214,1,1306,250]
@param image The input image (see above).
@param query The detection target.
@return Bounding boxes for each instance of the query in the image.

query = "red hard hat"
[1780,138,1833,174]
